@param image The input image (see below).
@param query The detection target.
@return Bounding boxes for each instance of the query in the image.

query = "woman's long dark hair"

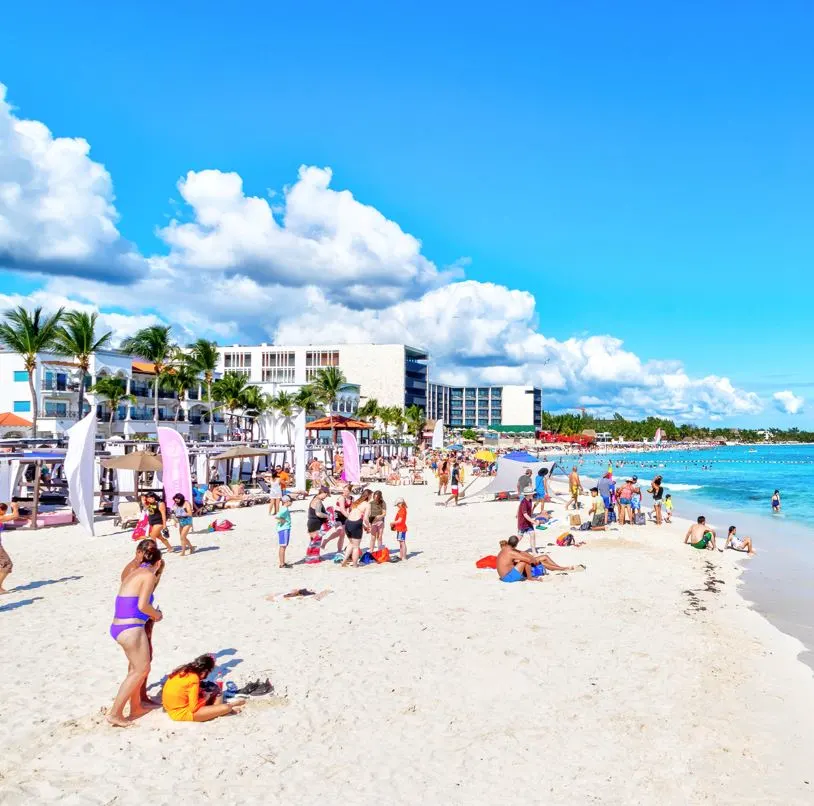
[170,654,215,680]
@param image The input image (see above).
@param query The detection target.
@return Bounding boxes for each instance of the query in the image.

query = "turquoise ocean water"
[553,444,814,667]
[568,444,813,524]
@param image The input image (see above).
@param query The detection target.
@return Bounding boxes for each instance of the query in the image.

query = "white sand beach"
[1,476,814,805]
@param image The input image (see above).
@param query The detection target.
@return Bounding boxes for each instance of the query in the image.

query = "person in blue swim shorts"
[495,535,584,582]
[275,494,293,568]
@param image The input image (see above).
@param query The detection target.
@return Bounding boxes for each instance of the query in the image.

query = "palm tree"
[187,338,220,441]
[241,385,271,440]
[377,406,395,440]
[164,362,199,424]
[0,306,65,436]
[294,385,324,420]
[312,366,347,447]
[357,397,380,425]
[212,372,250,437]
[53,311,112,423]
[403,404,426,440]
[120,325,176,428]
[272,391,296,444]
[389,406,405,442]
[91,377,135,426]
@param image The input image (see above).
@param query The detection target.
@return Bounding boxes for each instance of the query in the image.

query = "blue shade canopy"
[503,450,541,463]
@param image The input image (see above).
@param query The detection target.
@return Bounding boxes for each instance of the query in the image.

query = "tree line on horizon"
[539,411,814,444]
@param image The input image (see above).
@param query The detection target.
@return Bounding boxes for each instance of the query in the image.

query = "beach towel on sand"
[476,555,498,569]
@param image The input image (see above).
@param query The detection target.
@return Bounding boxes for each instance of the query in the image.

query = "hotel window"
[223,352,252,377]
[44,401,68,417]
[13,400,31,413]
[305,350,339,381]
[13,370,27,382]
[261,351,296,383]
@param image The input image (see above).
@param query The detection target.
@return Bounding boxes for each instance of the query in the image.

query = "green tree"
[272,391,296,443]
[403,404,426,439]
[241,385,272,440]
[0,305,65,436]
[461,427,479,441]
[211,372,250,436]
[357,397,380,423]
[90,377,136,425]
[312,366,347,447]
[54,310,112,423]
[187,338,220,441]
[120,325,177,428]
[164,362,199,424]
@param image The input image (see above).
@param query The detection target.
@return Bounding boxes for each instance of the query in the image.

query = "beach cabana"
[306,415,373,443]
[478,454,557,498]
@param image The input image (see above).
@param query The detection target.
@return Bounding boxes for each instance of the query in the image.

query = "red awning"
[306,415,373,430]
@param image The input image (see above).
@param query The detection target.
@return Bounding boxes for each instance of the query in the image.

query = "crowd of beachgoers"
[0,444,762,730]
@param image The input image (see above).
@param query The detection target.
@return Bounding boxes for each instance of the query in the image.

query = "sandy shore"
[1,474,813,805]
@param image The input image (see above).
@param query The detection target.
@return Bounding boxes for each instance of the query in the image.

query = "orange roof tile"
[0,412,33,427]
[131,360,157,375]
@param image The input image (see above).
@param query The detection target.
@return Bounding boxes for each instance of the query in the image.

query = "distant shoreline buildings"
[1,340,544,439]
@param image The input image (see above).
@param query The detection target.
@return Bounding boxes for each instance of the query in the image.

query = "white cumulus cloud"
[158,165,461,308]
[0,81,769,423]
[0,84,143,282]
[773,390,804,415]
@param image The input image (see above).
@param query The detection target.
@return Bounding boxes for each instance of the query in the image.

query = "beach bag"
[360,551,375,565]
[531,564,546,578]
[131,514,149,541]
[579,522,591,532]
[569,515,582,527]
[372,547,391,564]
[208,519,234,532]
[635,513,646,526]
[475,555,498,569]
[556,533,575,547]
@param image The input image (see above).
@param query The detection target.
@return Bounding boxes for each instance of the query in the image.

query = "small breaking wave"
[665,483,704,491]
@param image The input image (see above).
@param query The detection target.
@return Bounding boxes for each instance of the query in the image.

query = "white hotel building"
[0,348,226,439]
[217,343,429,414]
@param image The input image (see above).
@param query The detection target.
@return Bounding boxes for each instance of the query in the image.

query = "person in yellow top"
[162,655,246,722]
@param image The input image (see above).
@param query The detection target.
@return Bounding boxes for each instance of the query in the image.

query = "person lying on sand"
[496,535,585,582]
[162,654,246,722]
[722,526,755,555]
[685,516,716,550]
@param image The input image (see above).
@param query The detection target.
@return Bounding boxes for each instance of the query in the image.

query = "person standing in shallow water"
[771,490,781,513]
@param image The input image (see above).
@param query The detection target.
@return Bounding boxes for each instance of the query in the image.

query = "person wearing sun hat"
[517,488,539,552]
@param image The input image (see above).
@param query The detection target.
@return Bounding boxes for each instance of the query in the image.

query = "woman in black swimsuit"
[648,475,664,525]
[305,486,330,561]
[321,484,351,553]
[342,490,372,567]
[144,492,172,552]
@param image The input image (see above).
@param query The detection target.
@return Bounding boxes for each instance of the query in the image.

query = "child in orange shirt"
[391,498,409,561]
[162,655,245,722]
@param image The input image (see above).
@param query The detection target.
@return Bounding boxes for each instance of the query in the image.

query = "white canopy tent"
[478,457,558,497]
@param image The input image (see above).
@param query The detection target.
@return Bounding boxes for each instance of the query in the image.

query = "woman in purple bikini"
[107,543,164,727]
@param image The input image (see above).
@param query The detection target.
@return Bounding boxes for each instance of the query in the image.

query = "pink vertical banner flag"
[157,427,193,505]
[340,430,361,483]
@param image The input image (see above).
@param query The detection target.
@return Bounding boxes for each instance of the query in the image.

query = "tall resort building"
[427,383,542,430]
[216,343,429,413]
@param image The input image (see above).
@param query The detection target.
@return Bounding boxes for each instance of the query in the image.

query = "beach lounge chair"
[114,501,141,529]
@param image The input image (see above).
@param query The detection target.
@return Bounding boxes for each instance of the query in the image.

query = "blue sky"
[0,1,812,425]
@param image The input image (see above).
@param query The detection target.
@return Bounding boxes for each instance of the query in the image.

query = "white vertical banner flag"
[432,420,444,449]
[65,411,97,537]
